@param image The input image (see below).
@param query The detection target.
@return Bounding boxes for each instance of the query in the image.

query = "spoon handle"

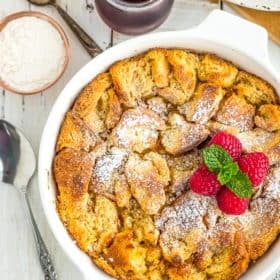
[22,192,57,280]
[55,4,103,57]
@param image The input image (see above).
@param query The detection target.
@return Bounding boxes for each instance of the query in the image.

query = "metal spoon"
[0,120,57,280]
[27,0,103,57]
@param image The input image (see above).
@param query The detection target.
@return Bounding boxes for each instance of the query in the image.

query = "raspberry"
[209,132,242,160]
[217,187,249,215]
[237,152,269,187]
[190,165,222,196]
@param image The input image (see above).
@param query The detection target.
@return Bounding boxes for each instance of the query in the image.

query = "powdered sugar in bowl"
[0,11,69,95]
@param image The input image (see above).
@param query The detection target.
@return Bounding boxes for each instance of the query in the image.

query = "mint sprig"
[226,171,253,198]
[203,144,232,172]
[203,144,253,199]
[218,162,239,185]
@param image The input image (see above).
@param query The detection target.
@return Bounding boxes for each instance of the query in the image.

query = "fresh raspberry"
[217,187,249,215]
[209,131,242,160]
[190,165,222,196]
[237,152,269,187]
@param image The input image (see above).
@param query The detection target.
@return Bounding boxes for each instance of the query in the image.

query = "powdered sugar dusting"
[215,95,255,132]
[236,165,280,232]
[93,147,127,183]
[147,97,168,118]
[113,107,164,151]
[155,166,280,258]
[155,192,219,238]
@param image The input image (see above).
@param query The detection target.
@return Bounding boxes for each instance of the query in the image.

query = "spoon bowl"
[0,120,35,190]
[0,119,57,279]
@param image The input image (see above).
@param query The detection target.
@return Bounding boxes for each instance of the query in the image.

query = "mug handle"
[192,9,270,65]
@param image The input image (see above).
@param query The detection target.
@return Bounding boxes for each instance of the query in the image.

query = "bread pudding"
[53,49,280,280]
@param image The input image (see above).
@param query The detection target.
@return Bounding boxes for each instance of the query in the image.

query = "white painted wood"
[0,1,279,279]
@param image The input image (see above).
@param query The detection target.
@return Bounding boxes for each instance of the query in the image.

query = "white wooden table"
[0,1,279,279]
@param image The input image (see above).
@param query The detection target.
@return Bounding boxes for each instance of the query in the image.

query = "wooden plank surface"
[0,1,279,279]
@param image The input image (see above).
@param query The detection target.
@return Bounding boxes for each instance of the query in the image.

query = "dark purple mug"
[95,0,174,35]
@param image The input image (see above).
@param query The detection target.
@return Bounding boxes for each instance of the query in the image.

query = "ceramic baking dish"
[38,9,280,280]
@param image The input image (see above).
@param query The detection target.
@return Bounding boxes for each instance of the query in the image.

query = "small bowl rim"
[0,11,70,95]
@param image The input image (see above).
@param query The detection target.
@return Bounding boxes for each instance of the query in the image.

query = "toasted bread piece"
[110,107,165,153]
[146,48,170,88]
[198,54,238,87]
[234,71,278,106]
[156,191,249,279]
[161,113,209,155]
[166,49,198,94]
[54,148,94,203]
[215,94,255,132]
[179,83,225,124]
[110,55,154,107]
[206,120,240,135]
[91,147,128,195]
[255,104,280,132]
[121,200,160,246]
[157,50,198,105]
[166,149,203,199]
[156,192,212,265]
[239,166,280,260]
[53,148,97,251]
[94,195,119,252]
[144,151,170,187]
[237,128,280,165]
[125,153,167,215]
[104,231,147,276]
[167,265,206,280]
[73,73,121,133]
[114,175,131,208]
[56,111,97,152]
[105,88,122,129]
[147,96,168,119]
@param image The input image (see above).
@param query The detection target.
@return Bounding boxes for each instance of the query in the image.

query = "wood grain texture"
[0,1,279,279]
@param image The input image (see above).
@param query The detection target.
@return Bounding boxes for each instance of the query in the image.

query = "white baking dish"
[38,10,280,280]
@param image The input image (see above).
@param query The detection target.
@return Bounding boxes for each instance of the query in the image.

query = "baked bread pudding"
[53,49,280,280]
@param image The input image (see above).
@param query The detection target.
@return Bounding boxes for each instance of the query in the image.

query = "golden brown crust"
[161,113,210,155]
[72,73,122,134]
[125,153,167,215]
[237,129,280,165]
[146,48,170,88]
[54,148,94,202]
[54,148,97,252]
[54,48,280,280]
[179,83,225,124]
[255,104,280,132]
[110,55,154,107]
[56,111,97,153]
[110,107,166,153]
[106,88,122,129]
[157,50,198,105]
[234,71,278,106]
[215,94,255,132]
[198,53,238,87]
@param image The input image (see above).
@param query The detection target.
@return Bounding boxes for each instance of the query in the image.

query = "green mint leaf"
[203,144,232,173]
[226,170,253,199]
[218,162,239,185]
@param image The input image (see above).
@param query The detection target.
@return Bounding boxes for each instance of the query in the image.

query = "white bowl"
[38,10,280,280]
